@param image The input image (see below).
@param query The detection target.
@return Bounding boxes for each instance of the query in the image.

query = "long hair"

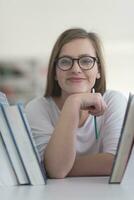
[45,28,106,97]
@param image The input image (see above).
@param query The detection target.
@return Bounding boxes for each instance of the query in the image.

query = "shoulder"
[26,96,50,108]
[102,90,128,116]
[103,90,128,105]
[25,96,52,116]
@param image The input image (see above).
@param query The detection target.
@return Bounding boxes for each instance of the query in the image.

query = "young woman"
[25,28,127,178]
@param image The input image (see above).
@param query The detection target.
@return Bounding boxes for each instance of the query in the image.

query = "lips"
[67,77,86,82]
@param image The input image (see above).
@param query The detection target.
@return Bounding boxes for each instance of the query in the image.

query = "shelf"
[0,59,47,104]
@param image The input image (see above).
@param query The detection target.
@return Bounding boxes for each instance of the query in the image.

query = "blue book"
[0,133,18,186]
[1,103,47,185]
[18,104,47,184]
[0,105,30,185]
[0,92,30,185]
[0,92,9,105]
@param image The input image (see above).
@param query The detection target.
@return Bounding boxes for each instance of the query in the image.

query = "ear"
[96,72,100,79]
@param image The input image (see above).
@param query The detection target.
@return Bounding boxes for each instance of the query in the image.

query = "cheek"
[56,69,63,80]
[85,70,99,87]
[86,71,97,82]
[56,69,65,86]
[87,65,99,80]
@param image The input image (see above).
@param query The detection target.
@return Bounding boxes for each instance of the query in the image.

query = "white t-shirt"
[25,90,127,160]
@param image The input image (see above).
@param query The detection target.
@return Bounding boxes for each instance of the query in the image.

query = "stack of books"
[0,92,47,186]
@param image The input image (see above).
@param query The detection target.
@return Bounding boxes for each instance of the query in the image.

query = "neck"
[52,96,66,110]
[53,93,70,110]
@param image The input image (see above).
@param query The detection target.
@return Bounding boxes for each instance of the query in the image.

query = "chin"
[68,89,89,94]
[63,85,91,95]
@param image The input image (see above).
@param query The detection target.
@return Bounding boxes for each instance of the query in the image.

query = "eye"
[80,57,94,65]
[58,58,71,66]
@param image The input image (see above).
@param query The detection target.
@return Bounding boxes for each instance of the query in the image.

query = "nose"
[71,60,82,73]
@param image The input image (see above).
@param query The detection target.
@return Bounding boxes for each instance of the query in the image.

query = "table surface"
[1,150,134,200]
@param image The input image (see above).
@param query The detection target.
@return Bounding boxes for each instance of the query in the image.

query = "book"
[0,91,9,105]
[109,93,134,184]
[1,103,47,185]
[0,133,18,186]
[0,105,30,185]
[0,92,19,186]
[18,104,47,180]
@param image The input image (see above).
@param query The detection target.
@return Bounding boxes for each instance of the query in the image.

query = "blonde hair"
[45,28,106,97]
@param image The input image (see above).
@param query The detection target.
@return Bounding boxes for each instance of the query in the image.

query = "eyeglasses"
[55,55,99,71]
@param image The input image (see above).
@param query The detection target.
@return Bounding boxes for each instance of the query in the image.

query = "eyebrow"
[59,54,96,58]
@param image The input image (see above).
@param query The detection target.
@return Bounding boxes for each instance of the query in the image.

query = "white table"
[1,151,134,200]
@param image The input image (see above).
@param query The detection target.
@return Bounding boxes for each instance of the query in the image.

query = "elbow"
[45,159,69,179]
[47,168,68,179]
[104,154,115,175]
[44,152,75,179]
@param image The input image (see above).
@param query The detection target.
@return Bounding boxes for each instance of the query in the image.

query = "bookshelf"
[0,59,47,104]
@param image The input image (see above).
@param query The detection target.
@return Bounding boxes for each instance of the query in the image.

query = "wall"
[0,0,134,102]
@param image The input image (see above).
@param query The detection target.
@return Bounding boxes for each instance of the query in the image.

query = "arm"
[44,93,107,178]
[68,153,114,177]
[67,91,127,177]
[44,97,80,178]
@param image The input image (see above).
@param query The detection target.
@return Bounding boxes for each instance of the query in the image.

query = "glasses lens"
[57,57,72,70]
[79,56,95,69]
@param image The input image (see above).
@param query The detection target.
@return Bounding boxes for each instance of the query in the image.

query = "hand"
[69,92,107,116]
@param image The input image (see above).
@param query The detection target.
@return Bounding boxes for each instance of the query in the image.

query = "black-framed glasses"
[55,55,99,71]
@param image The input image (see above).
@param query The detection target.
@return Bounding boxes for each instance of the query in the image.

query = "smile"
[67,77,86,82]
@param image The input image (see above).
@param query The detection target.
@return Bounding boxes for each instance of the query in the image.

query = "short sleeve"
[25,97,55,160]
[101,90,128,155]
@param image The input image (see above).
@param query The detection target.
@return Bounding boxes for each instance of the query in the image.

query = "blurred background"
[0,0,134,104]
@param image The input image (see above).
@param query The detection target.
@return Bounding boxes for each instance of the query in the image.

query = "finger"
[89,101,107,116]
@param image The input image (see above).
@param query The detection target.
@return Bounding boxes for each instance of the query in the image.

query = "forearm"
[44,98,80,178]
[68,153,114,177]
[44,93,107,178]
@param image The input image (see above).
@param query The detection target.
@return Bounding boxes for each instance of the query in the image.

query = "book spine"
[0,132,19,185]
[18,104,47,184]
[0,92,9,105]
[0,104,31,185]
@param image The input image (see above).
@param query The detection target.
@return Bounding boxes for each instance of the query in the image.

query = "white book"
[109,93,134,183]
[0,106,29,185]
[0,92,9,105]
[0,134,18,186]
[2,104,47,185]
